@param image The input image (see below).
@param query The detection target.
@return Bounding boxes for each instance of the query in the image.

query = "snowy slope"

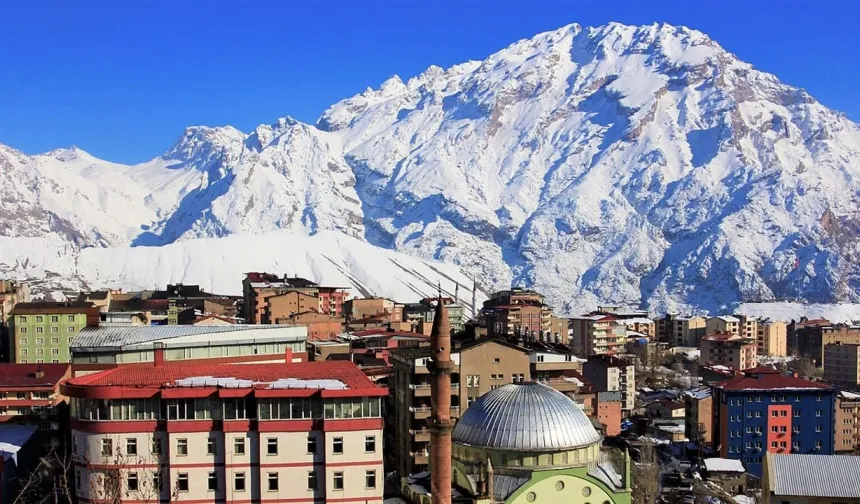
[3,22,860,314]
[0,231,485,313]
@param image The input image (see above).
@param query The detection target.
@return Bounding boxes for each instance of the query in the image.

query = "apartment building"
[243,273,347,324]
[700,332,757,371]
[9,302,96,364]
[529,349,585,391]
[69,324,307,377]
[787,318,841,363]
[0,280,30,362]
[824,342,860,390]
[571,314,627,356]
[756,319,787,357]
[711,367,835,478]
[63,361,385,504]
[621,317,656,339]
[277,311,342,341]
[685,388,713,444]
[706,315,741,336]
[402,298,466,335]
[263,291,321,323]
[483,289,556,340]
[582,354,635,413]
[835,391,860,454]
[735,314,759,340]
[0,363,69,434]
[672,315,707,347]
[345,298,403,323]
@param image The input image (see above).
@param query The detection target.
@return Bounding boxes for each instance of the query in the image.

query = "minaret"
[428,293,454,504]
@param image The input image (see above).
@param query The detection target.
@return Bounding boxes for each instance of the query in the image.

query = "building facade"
[582,355,635,413]
[0,363,69,434]
[835,391,860,454]
[762,452,860,504]
[243,273,347,324]
[824,343,860,390]
[9,302,96,364]
[684,388,713,445]
[700,332,757,370]
[672,316,706,347]
[757,319,787,357]
[706,316,741,336]
[571,315,627,356]
[63,361,386,504]
[711,368,835,477]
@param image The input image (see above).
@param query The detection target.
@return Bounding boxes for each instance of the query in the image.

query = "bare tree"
[11,444,75,504]
[632,441,661,504]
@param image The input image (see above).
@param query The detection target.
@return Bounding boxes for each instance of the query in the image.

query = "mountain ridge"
[2,21,860,314]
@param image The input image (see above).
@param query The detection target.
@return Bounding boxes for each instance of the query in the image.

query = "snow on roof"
[621,317,655,325]
[840,390,860,400]
[715,315,740,322]
[0,424,38,463]
[685,388,712,400]
[174,376,348,390]
[704,458,745,473]
[72,323,307,349]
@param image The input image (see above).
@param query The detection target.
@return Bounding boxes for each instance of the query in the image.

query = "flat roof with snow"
[704,458,745,473]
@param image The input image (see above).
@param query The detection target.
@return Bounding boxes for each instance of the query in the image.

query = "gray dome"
[452,382,601,452]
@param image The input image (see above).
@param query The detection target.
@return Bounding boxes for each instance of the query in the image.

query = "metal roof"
[452,382,601,452]
[71,323,305,349]
[767,452,860,498]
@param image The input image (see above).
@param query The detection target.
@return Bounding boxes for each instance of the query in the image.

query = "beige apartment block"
[735,314,759,340]
[582,354,635,413]
[756,319,787,357]
[673,316,707,347]
[836,391,860,454]
[706,315,740,336]
[700,332,757,371]
[571,315,627,356]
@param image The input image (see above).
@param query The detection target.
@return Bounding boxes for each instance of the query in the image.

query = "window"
[267,472,279,492]
[333,437,343,454]
[755,411,761,418]
[20,327,27,334]
[51,337,58,344]
[793,426,800,434]
[815,440,822,450]
[746,411,752,418]
[780,426,787,433]
[307,436,317,454]
[208,472,218,491]
[36,327,43,334]
[365,470,377,489]
[19,316,26,323]
[267,438,278,455]
[52,359,58,363]
[817,395,822,402]
[816,410,822,417]
[19,338,26,346]
[771,411,778,417]
[51,316,58,323]
[779,441,786,448]
[153,472,162,491]
[51,348,59,355]
[72,435,78,455]
[795,396,801,402]
[771,396,777,402]
[771,426,778,433]
[771,441,778,448]
[793,441,800,450]
[126,438,137,456]
[177,473,188,492]
[493,357,500,364]
[152,436,162,455]
[815,425,823,432]
[68,315,75,322]
[745,426,752,433]
[67,326,75,334]
[466,375,480,387]
[365,435,376,452]
[127,472,139,491]
[176,438,188,456]
[207,437,216,455]
[333,472,344,491]
[794,410,801,417]
[537,355,544,362]
[36,349,44,355]
[745,442,752,449]
[780,410,787,417]
[234,437,245,455]
[234,472,246,492]
[101,438,113,456]
[307,471,318,490]
[76,469,81,489]
[36,316,43,323]
[51,327,58,334]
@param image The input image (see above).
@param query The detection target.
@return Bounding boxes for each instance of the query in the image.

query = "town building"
[69,323,307,377]
[0,363,69,434]
[101,298,194,326]
[619,317,656,339]
[0,280,29,362]
[684,388,713,445]
[762,452,860,503]
[757,319,787,357]
[192,315,237,326]
[786,318,859,364]
[402,298,466,335]
[646,399,685,421]
[202,297,240,319]
[570,314,627,356]
[243,273,347,324]
[671,315,706,347]
[400,382,632,504]
[824,342,860,390]
[277,311,342,341]
[835,390,860,454]
[0,424,41,504]
[76,290,113,313]
[483,289,559,341]
[702,458,747,496]
[344,298,403,323]
[700,332,757,370]
[582,354,635,413]
[263,291,321,323]
[711,367,835,477]
[9,302,96,364]
[594,391,623,437]
[63,360,386,504]
[735,314,758,340]
[706,315,741,336]
[529,349,585,389]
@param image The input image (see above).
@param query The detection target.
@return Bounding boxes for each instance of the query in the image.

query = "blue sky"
[2,0,858,163]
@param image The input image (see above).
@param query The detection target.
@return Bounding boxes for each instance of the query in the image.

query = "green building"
[9,302,93,363]
[401,382,632,504]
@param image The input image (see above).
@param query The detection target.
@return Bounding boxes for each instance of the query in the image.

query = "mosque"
[400,298,632,504]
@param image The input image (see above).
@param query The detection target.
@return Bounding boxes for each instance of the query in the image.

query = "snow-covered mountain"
[3,22,860,314]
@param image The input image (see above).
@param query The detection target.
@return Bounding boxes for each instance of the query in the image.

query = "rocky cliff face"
[3,22,860,313]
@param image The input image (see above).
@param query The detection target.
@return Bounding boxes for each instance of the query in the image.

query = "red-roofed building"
[0,363,70,435]
[571,314,627,356]
[710,367,835,478]
[63,359,386,504]
[700,331,757,370]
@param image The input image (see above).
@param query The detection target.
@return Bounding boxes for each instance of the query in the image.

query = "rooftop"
[0,363,69,388]
[703,458,745,474]
[713,367,832,392]
[65,361,379,391]
[766,452,860,498]
[714,315,740,323]
[0,424,38,463]
[702,332,753,342]
[71,323,305,349]
[10,301,94,315]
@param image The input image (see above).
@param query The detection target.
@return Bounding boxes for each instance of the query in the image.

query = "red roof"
[0,363,69,387]
[66,361,378,390]
[713,367,832,392]
[351,328,428,339]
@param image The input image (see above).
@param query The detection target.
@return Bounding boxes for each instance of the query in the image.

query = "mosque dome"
[452,382,601,452]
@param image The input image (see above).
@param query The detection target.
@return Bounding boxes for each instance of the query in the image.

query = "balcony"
[451,406,461,417]
[411,406,431,420]
[411,429,431,442]
[411,384,432,397]
[413,451,429,466]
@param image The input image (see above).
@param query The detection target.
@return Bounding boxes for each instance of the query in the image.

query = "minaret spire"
[428,292,454,504]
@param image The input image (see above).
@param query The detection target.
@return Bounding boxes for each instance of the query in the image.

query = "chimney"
[286,348,294,363]
[35,367,45,379]
[153,343,165,367]
[428,294,454,504]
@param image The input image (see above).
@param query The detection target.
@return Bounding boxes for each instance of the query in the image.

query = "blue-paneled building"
[710,367,835,477]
